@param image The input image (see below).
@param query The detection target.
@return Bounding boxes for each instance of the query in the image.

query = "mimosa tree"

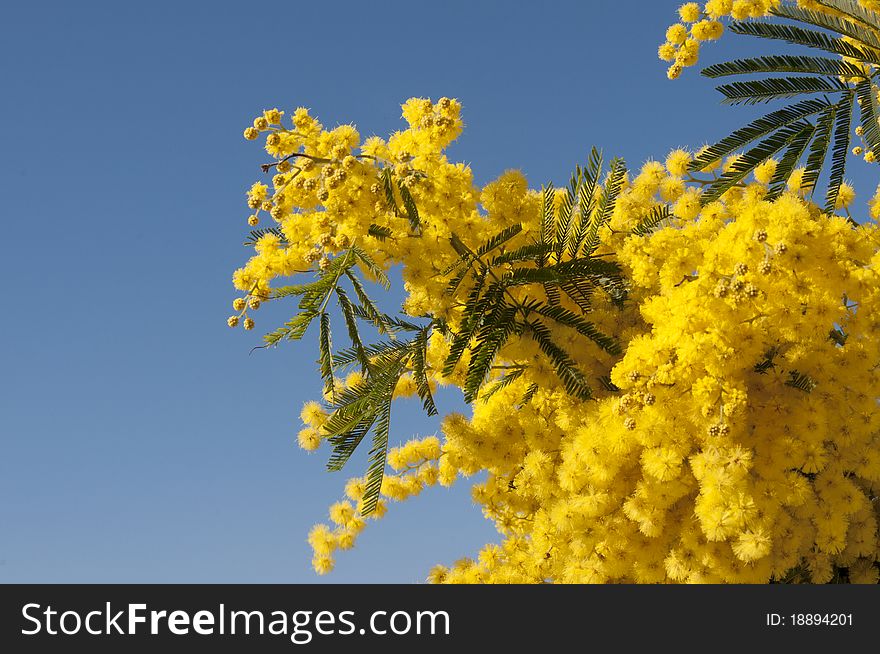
[227,1,880,583]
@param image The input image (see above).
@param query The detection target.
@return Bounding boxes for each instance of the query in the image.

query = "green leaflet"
[716,76,849,105]
[243,226,286,247]
[259,152,631,514]
[443,154,626,402]
[702,54,867,79]
[693,7,880,206]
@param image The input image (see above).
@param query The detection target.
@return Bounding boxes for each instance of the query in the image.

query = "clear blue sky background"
[1,1,875,583]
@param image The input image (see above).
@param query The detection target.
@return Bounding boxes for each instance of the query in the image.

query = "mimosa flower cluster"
[660,1,880,80]
[229,95,880,583]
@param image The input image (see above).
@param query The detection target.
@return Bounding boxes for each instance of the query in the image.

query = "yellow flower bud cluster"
[654,1,880,78]
[227,285,264,331]
[295,400,329,452]
[308,490,383,576]
[850,123,878,165]
[230,96,479,324]
[659,2,727,77]
[232,97,880,584]
[306,435,443,572]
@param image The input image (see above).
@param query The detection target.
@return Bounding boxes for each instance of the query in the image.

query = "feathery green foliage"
[441,150,624,403]
[693,4,880,206]
[257,152,630,512]
[243,226,286,247]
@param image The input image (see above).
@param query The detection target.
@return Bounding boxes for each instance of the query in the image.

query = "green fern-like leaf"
[367,224,393,241]
[539,184,555,265]
[771,2,880,53]
[529,302,620,355]
[477,224,524,257]
[335,286,370,371]
[631,204,673,236]
[824,92,854,213]
[568,147,603,258]
[518,383,540,407]
[318,311,335,399]
[716,76,849,105]
[480,366,526,401]
[554,176,576,260]
[243,226,286,247]
[350,245,390,290]
[786,370,817,393]
[690,98,831,171]
[728,20,880,65]
[767,121,816,199]
[598,375,620,392]
[333,338,411,369]
[410,326,437,416]
[801,102,838,193]
[491,242,553,266]
[361,397,393,514]
[523,319,592,400]
[703,120,813,202]
[581,157,626,256]
[323,345,413,514]
[463,304,520,402]
[702,54,866,79]
[263,150,636,500]
[263,309,320,346]
[343,270,389,334]
[398,182,421,232]
[380,167,401,217]
[815,0,880,32]
[856,78,880,155]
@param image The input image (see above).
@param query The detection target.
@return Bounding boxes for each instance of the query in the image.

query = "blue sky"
[1,1,875,583]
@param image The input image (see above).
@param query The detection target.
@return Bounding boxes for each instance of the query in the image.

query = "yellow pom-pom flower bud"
[753,158,777,185]
[345,477,366,501]
[658,42,677,61]
[297,427,321,451]
[329,501,355,526]
[787,167,806,193]
[300,401,328,427]
[264,108,282,124]
[665,148,692,176]
[666,23,689,44]
[731,0,753,20]
[336,530,356,550]
[678,3,701,22]
[427,565,448,584]
[705,0,733,18]
[691,19,723,41]
[312,554,334,575]
[835,182,855,209]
